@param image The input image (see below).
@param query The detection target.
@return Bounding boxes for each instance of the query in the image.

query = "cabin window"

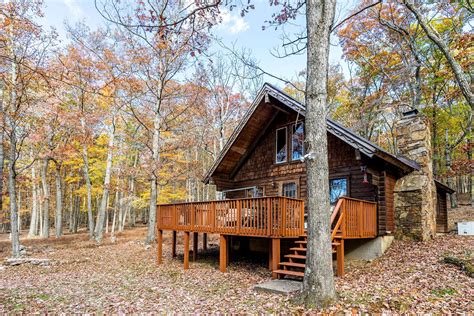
[291,122,304,161]
[282,182,297,198]
[275,127,287,163]
[329,178,348,205]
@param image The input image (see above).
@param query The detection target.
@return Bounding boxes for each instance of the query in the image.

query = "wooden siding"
[226,113,378,202]
[377,171,396,234]
[212,109,403,237]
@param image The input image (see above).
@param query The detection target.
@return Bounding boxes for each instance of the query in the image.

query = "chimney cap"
[402,108,419,117]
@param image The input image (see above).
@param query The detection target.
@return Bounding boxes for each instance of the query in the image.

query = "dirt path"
[0,228,472,313]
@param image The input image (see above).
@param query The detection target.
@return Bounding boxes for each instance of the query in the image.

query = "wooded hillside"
[0,0,471,256]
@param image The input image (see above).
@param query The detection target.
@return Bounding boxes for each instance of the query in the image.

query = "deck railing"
[157,196,305,238]
[331,196,377,239]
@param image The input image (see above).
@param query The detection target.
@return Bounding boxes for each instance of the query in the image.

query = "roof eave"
[434,179,455,194]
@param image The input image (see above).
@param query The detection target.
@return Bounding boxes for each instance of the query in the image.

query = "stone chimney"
[394,110,437,241]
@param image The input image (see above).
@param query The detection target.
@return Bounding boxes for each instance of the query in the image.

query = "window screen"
[282,182,297,198]
[276,127,287,163]
[292,122,304,160]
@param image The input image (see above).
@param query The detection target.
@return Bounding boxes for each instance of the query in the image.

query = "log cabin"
[156,83,454,279]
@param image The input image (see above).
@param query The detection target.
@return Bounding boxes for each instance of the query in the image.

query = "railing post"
[237,199,242,234]
[267,198,271,236]
[211,201,216,232]
[191,203,195,231]
[173,204,177,229]
[281,197,287,237]
[301,201,305,235]
[341,199,346,239]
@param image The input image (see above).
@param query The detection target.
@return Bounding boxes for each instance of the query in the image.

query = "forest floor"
[0,220,473,314]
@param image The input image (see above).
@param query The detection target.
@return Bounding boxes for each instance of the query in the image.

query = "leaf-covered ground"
[0,227,472,314]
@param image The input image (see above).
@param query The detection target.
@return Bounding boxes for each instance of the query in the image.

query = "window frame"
[329,176,350,205]
[291,122,305,161]
[282,182,297,198]
[278,178,300,199]
[275,126,288,164]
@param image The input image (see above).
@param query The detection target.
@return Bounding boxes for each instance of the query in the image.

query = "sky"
[41,0,356,87]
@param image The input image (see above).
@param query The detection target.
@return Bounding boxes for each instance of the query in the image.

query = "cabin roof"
[203,83,421,184]
[434,180,455,194]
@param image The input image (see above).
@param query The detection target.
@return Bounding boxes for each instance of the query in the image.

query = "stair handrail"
[330,198,345,241]
[330,198,343,225]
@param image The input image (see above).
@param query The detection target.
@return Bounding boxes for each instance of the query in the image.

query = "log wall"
[216,112,401,236]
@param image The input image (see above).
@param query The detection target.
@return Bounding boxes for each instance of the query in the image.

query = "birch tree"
[0,0,55,255]
[97,0,219,243]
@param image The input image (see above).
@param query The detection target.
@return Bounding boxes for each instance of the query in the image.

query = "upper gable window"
[275,127,287,163]
[292,122,304,161]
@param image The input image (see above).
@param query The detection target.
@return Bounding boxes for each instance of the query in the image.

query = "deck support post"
[157,229,163,264]
[271,238,280,279]
[219,234,228,272]
[193,232,198,261]
[203,233,207,251]
[268,239,273,270]
[184,232,190,269]
[171,231,177,258]
[337,239,344,277]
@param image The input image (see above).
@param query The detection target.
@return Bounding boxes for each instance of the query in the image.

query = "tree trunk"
[38,187,43,235]
[111,190,119,239]
[8,131,20,257]
[129,153,138,227]
[40,158,50,238]
[0,95,4,224]
[68,186,74,233]
[147,112,161,243]
[105,194,109,234]
[72,195,80,233]
[17,188,21,232]
[445,129,458,208]
[54,163,63,238]
[82,140,94,238]
[403,0,474,109]
[468,123,473,207]
[95,120,115,243]
[301,0,337,308]
[118,192,124,231]
[28,161,39,237]
[431,101,439,176]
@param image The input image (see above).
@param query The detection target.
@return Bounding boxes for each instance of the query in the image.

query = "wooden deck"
[155,196,377,277]
[157,196,305,238]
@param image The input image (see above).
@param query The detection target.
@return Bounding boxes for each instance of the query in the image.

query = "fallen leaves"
[0,228,472,313]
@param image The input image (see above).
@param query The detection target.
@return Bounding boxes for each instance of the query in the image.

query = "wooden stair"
[273,234,307,279]
[273,198,351,279]
[274,234,343,279]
